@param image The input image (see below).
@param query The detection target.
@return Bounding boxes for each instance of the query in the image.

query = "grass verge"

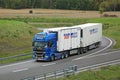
[53,64,120,80]
[0,54,32,65]
[0,20,39,58]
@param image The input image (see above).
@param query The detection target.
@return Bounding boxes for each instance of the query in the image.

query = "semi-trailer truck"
[32,23,102,61]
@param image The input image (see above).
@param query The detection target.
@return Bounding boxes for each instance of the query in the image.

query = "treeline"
[0,0,120,11]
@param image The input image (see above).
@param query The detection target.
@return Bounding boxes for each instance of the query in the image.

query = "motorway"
[0,37,120,80]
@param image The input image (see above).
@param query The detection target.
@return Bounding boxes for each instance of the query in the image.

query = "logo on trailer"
[64,33,70,39]
[90,28,98,35]
[64,32,77,39]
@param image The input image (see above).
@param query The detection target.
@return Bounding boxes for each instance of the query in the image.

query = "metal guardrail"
[0,53,32,64]
[22,65,78,80]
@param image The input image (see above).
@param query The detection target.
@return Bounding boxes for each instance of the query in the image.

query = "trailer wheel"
[83,47,88,53]
[80,48,84,54]
[77,49,81,55]
[95,42,101,48]
[64,53,69,58]
[96,42,101,48]
[51,55,55,61]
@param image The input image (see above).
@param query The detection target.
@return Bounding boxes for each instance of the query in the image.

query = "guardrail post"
[44,74,46,80]
[71,65,77,75]
[74,65,77,72]
[54,71,56,79]
[71,66,74,75]
[33,76,35,80]
[63,69,66,77]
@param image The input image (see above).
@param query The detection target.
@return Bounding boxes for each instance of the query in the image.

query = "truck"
[32,23,102,61]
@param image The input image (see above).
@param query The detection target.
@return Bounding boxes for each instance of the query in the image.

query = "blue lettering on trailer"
[71,32,77,38]
[90,28,98,35]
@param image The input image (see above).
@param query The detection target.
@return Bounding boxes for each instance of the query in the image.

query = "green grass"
[53,64,120,80]
[2,18,88,27]
[0,20,39,58]
[0,54,32,64]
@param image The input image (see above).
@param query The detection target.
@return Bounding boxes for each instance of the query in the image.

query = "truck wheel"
[64,53,69,58]
[51,55,55,61]
[96,42,100,48]
[80,48,84,54]
[95,42,101,48]
[61,53,64,59]
[93,43,97,49]
[77,49,80,55]
[83,47,88,53]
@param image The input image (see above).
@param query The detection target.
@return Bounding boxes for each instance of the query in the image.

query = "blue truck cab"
[32,32,62,61]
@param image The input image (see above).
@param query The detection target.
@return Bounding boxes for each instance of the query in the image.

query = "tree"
[0,0,119,11]
[99,1,110,11]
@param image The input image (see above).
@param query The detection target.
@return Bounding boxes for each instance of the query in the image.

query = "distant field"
[0,9,120,18]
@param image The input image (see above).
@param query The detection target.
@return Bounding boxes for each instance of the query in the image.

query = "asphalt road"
[0,37,119,80]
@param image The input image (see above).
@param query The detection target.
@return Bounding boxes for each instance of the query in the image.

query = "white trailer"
[72,23,102,53]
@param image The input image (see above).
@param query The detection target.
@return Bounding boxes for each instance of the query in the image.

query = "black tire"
[83,47,88,53]
[64,53,69,58]
[97,42,101,48]
[51,55,55,61]
[61,53,64,59]
[95,42,101,48]
[80,48,84,54]
[36,60,38,62]
[77,48,81,55]
[93,43,98,49]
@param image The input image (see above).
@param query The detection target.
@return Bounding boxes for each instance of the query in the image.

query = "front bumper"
[33,53,50,61]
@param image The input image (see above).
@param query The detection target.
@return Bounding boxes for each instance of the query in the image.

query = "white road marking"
[85,50,120,59]
[0,60,33,69]
[72,37,113,61]
[42,63,56,67]
[12,68,29,73]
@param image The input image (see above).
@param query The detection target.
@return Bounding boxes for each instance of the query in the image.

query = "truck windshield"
[34,42,47,49]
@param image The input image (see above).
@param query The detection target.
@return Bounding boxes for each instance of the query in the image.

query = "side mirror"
[32,42,34,46]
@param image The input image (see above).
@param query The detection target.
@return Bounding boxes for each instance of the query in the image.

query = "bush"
[103,14,118,17]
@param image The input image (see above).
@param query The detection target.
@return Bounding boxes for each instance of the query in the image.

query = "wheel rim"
[61,54,64,59]
[51,55,55,61]
[80,48,83,54]
[78,49,80,55]
[65,54,68,58]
